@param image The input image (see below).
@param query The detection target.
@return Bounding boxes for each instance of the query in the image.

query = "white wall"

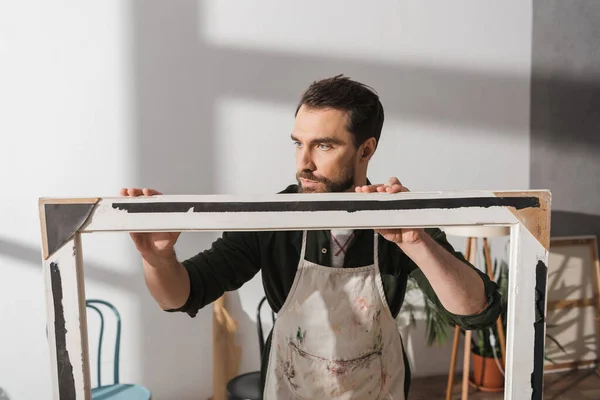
[0,1,212,399]
[0,2,135,398]
[0,0,531,398]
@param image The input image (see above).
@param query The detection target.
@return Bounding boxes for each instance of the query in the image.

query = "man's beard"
[296,167,355,193]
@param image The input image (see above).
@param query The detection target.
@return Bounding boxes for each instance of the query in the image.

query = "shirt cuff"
[447,278,502,331]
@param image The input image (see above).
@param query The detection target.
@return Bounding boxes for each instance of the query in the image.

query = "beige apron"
[263,231,406,399]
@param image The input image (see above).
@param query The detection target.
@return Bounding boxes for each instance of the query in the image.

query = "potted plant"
[468,258,507,392]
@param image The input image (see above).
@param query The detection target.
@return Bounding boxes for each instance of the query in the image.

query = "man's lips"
[300,178,320,185]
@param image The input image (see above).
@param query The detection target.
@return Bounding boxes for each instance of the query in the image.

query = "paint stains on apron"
[263,232,406,399]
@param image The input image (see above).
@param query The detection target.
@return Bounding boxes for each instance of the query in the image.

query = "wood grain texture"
[493,191,551,251]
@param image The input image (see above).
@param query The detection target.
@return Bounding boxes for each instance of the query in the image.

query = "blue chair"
[86,299,151,400]
[226,297,274,400]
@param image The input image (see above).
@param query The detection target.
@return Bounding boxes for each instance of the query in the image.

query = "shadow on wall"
[550,211,600,253]
[132,3,600,149]
[531,1,600,253]
[225,290,266,375]
[531,73,600,151]
[131,0,219,397]
[531,0,600,152]
[0,237,138,292]
[0,388,10,400]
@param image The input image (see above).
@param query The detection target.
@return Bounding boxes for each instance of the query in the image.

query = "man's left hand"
[355,177,425,245]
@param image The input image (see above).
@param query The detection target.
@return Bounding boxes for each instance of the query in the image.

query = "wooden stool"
[442,226,510,400]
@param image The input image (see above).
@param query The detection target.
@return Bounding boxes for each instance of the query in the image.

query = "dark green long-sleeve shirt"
[170,183,502,397]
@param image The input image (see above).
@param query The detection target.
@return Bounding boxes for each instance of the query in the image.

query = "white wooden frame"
[38,190,551,399]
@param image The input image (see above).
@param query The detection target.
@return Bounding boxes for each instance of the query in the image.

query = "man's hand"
[120,188,181,264]
[121,188,190,310]
[355,177,425,246]
[357,178,489,315]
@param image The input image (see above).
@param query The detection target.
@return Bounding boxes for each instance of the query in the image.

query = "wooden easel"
[443,227,508,400]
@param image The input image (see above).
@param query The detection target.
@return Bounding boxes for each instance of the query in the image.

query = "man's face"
[292,105,358,193]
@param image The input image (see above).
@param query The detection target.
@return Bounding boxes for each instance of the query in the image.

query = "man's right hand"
[120,188,181,263]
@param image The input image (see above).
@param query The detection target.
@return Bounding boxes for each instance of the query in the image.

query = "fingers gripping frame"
[39,190,551,399]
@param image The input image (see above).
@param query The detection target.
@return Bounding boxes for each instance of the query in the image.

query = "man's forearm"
[142,251,191,310]
[400,235,487,315]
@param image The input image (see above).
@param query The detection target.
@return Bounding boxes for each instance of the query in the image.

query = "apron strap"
[300,230,308,260]
[373,232,380,268]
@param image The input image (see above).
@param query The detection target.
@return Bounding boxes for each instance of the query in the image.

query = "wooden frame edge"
[39,197,102,205]
[39,199,49,262]
[37,191,552,399]
[39,198,100,260]
[493,190,552,251]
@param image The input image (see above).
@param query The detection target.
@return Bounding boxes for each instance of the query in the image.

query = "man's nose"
[297,147,315,171]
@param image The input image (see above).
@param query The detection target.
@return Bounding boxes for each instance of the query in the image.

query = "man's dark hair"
[295,74,384,148]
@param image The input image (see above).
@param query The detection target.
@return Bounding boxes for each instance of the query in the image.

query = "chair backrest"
[256,297,275,357]
[86,299,121,388]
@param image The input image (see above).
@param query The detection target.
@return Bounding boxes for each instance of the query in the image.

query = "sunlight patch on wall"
[369,118,530,192]
[199,0,531,73]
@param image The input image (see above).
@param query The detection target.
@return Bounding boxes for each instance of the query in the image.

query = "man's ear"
[360,138,377,161]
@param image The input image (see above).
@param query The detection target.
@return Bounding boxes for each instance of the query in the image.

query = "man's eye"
[318,143,332,150]
[293,141,302,148]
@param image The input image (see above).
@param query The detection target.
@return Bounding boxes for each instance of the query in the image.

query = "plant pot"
[469,352,504,392]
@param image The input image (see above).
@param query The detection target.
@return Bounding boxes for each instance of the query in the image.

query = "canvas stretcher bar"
[544,236,600,372]
[38,190,551,400]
